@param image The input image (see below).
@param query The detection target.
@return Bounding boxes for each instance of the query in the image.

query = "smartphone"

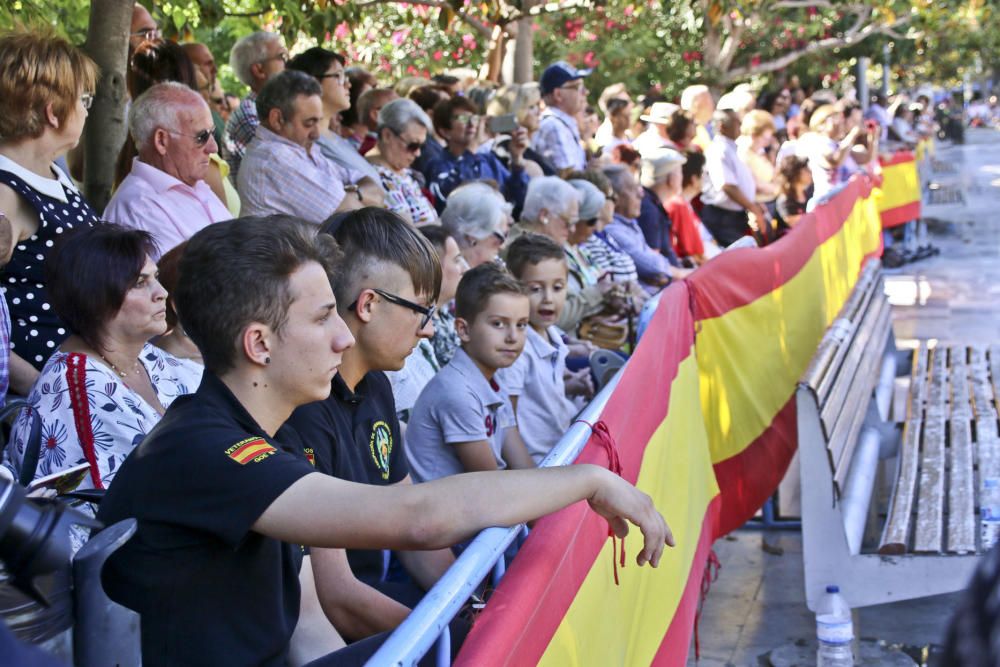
[28,462,91,495]
[487,113,519,135]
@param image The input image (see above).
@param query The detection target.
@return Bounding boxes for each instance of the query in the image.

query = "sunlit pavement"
[688,129,1000,666]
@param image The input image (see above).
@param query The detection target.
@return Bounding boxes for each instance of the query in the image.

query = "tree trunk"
[81,0,132,212]
[512,16,534,83]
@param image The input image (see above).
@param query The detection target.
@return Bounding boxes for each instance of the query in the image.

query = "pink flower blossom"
[433,50,443,61]
[334,22,350,40]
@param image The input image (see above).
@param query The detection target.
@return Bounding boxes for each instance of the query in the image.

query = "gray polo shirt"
[497,325,578,464]
[405,348,516,483]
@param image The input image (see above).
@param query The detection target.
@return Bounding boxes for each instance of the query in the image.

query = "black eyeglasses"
[390,128,424,153]
[582,217,598,227]
[349,288,436,329]
[166,128,214,147]
[317,71,347,83]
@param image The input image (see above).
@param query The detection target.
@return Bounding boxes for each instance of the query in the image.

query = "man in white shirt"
[532,61,591,174]
[700,109,765,247]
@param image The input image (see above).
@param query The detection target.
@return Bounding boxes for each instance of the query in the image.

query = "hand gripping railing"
[369,367,627,666]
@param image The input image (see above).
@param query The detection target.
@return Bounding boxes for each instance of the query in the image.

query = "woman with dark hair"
[5,225,202,491]
[154,242,202,364]
[775,155,812,230]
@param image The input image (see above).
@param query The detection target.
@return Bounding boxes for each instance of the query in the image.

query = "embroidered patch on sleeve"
[226,437,276,465]
[303,447,316,467]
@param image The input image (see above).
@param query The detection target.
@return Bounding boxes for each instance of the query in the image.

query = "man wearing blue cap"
[533,61,591,174]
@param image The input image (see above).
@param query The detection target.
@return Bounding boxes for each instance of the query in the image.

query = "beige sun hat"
[639,102,681,124]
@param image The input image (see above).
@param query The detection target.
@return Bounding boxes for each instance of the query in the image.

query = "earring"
[265,356,271,364]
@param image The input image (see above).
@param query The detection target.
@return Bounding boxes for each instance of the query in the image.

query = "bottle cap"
[826,585,840,593]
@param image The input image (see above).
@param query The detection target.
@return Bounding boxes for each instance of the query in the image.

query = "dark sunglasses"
[166,128,214,147]
[349,288,436,329]
[582,217,598,227]
[391,128,424,153]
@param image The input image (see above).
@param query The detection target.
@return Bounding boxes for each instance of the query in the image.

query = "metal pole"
[857,57,870,111]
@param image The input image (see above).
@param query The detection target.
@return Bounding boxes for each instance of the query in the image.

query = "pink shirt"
[104,158,231,258]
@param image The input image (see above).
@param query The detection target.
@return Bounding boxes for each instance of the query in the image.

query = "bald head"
[183,42,217,84]
[130,3,159,50]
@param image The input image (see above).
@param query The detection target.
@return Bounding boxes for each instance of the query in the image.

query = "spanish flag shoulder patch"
[226,437,276,465]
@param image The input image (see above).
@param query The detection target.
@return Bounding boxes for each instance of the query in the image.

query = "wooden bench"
[796,260,984,612]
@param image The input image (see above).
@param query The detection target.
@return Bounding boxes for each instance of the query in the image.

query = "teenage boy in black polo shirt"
[98,214,674,667]
[281,210,455,640]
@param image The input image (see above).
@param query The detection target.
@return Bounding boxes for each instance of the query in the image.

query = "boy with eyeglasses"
[279,208,455,643]
[405,262,536,483]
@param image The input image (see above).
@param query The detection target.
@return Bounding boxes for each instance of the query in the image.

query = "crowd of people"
[0,5,946,665]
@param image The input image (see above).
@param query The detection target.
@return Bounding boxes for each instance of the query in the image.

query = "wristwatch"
[344,184,364,203]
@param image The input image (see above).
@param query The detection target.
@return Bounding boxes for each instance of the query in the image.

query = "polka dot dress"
[1,166,98,370]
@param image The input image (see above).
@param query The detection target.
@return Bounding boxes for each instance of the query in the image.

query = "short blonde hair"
[486,83,541,126]
[0,28,98,141]
[741,109,776,138]
[809,104,840,131]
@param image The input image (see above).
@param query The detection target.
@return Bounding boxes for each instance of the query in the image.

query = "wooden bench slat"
[914,412,946,552]
[820,293,888,441]
[879,418,922,554]
[969,346,998,420]
[907,346,929,421]
[949,346,972,417]
[977,417,1000,551]
[926,346,949,420]
[947,416,976,553]
[831,304,892,494]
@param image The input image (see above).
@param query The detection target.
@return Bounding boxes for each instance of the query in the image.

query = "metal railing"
[369,367,627,666]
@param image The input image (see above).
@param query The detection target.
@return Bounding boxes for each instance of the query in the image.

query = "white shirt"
[701,135,756,211]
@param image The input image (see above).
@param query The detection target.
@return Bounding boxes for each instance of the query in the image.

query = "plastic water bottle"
[816,585,854,666]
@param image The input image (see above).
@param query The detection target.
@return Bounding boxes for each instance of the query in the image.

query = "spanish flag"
[456,176,883,665]
[874,151,921,229]
[226,437,275,465]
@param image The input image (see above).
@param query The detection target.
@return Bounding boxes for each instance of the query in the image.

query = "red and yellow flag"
[456,176,884,665]
[874,151,921,229]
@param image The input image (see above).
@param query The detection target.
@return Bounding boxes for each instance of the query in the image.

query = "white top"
[495,326,577,464]
[532,107,586,172]
[701,135,756,211]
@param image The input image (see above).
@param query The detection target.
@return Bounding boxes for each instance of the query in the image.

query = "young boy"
[405,263,536,482]
[501,233,583,463]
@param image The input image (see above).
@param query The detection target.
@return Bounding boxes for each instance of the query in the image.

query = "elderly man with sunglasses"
[104,82,230,258]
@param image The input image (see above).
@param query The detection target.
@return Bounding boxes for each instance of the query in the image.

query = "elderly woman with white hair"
[367,98,439,226]
[440,181,512,267]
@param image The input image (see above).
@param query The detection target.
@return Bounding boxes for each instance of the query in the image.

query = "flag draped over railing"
[455,175,884,666]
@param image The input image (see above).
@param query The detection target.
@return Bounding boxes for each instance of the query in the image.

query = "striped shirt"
[579,232,639,284]
[224,92,258,182]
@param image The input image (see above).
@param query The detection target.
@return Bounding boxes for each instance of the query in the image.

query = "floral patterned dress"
[376,164,438,227]
[4,343,203,490]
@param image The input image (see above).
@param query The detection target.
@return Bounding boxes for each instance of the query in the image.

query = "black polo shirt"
[281,371,407,583]
[97,372,316,667]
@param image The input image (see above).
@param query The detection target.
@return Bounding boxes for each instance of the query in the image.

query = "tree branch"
[722,12,911,83]
[354,0,493,37]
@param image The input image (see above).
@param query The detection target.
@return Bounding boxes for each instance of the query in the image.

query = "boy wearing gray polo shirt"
[406,263,536,483]
[499,233,582,464]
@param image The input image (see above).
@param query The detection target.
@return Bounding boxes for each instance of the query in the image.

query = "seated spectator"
[225,31,287,180]
[238,70,365,223]
[533,61,591,174]
[388,226,468,420]
[530,178,605,332]
[6,225,201,492]
[633,103,686,156]
[775,155,812,230]
[500,234,587,463]
[637,148,686,263]
[408,86,450,178]
[737,109,779,204]
[345,86,396,155]
[516,175,580,248]
[680,84,716,151]
[406,263,535,482]
[287,47,385,203]
[701,109,764,247]
[667,151,718,264]
[368,98,438,226]
[440,181,512,268]
[576,173,644,288]
[603,164,685,290]
[281,209,455,641]
[426,96,529,214]
[486,83,555,177]
[437,183,512,364]
[153,242,202,364]
[0,29,100,378]
[104,83,230,258]
[96,215,671,666]
[189,70,242,216]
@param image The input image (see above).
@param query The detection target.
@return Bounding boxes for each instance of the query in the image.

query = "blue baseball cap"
[540,61,592,95]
